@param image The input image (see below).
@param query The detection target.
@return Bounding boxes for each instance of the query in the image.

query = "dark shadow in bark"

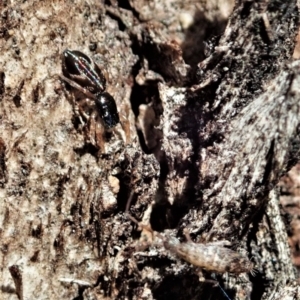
[181,8,228,82]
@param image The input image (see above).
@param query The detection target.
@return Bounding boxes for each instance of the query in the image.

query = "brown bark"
[0,0,299,299]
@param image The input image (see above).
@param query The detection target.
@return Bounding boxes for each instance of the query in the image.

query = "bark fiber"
[0,0,299,299]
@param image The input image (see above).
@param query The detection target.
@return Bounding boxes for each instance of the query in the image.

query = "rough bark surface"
[0,0,299,300]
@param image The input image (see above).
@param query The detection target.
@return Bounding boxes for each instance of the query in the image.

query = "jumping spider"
[60,49,120,150]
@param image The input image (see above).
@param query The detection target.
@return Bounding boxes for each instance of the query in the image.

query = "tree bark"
[0,0,299,300]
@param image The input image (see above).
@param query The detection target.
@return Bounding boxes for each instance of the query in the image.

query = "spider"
[60,49,120,150]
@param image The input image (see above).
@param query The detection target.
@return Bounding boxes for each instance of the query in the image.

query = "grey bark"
[0,0,299,300]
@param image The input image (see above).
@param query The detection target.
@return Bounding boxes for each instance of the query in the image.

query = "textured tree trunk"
[0,0,299,299]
